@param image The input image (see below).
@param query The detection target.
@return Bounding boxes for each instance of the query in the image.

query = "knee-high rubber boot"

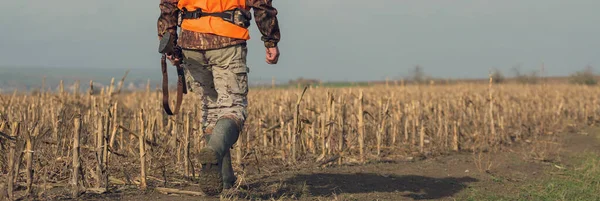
[202,132,237,190]
[222,149,237,189]
[198,118,239,195]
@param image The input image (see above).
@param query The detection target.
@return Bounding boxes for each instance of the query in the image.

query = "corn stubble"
[0,81,598,198]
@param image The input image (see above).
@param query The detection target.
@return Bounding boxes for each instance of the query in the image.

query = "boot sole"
[198,148,223,196]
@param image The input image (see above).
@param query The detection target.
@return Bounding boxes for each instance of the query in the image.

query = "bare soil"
[5,127,599,201]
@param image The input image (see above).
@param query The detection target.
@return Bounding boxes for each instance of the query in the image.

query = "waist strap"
[181,8,235,23]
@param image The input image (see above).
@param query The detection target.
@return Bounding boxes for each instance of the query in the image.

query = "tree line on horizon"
[405,64,598,86]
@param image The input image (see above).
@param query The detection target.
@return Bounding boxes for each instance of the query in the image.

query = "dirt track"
[37,126,595,201]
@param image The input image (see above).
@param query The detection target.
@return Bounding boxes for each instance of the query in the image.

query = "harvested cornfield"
[1,81,599,200]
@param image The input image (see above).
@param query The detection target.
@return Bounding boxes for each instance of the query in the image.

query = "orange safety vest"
[177,0,250,40]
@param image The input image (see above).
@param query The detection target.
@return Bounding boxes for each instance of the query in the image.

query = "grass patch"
[464,152,600,201]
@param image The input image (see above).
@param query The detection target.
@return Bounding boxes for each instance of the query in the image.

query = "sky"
[1,0,599,83]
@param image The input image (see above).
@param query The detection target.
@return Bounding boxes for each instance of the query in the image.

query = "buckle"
[181,9,202,19]
[194,11,203,18]
[188,11,199,18]
[221,11,234,23]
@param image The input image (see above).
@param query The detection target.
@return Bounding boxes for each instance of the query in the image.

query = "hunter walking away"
[157,0,281,196]
[3,1,600,201]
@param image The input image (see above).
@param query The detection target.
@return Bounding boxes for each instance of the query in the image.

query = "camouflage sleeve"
[157,0,179,43]
[247,0,281,48]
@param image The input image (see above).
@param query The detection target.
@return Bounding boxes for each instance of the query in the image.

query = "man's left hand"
[266,46,280,64]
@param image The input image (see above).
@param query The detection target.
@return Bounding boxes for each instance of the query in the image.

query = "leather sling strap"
[161,54,187,115]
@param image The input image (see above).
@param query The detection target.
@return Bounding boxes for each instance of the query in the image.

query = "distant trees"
[569,65,597,85]
[511,65,539,84]
[409,65,438,84]
[411,65,426,84]
[398,64,597,86]
[490,68,505,84]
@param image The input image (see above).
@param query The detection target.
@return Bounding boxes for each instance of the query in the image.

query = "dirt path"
[20,127,600,201]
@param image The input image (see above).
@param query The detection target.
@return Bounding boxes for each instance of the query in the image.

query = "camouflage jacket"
[157,0,280,51]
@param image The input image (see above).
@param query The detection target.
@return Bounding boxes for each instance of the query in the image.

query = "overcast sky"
[1,0,598,82]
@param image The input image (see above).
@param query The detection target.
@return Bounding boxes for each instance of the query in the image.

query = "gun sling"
[161,55,187,115]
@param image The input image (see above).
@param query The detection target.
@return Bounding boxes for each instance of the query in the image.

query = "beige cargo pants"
[181,44,249,134]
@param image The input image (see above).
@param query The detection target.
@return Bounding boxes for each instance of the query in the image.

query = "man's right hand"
[158,34,182,66]
[166,45,183,66]
[266,46,280,64]
[166,53,182,66]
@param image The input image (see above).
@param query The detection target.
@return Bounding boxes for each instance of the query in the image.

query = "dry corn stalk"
[72,114,82,198]
[0,82,599,197]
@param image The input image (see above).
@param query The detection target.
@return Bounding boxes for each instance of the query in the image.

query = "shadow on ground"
[244,173,478,200]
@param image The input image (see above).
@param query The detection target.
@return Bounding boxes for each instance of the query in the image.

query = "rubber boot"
[198,118,239,195]
[202,132,237,190]
[222,149,237,189]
